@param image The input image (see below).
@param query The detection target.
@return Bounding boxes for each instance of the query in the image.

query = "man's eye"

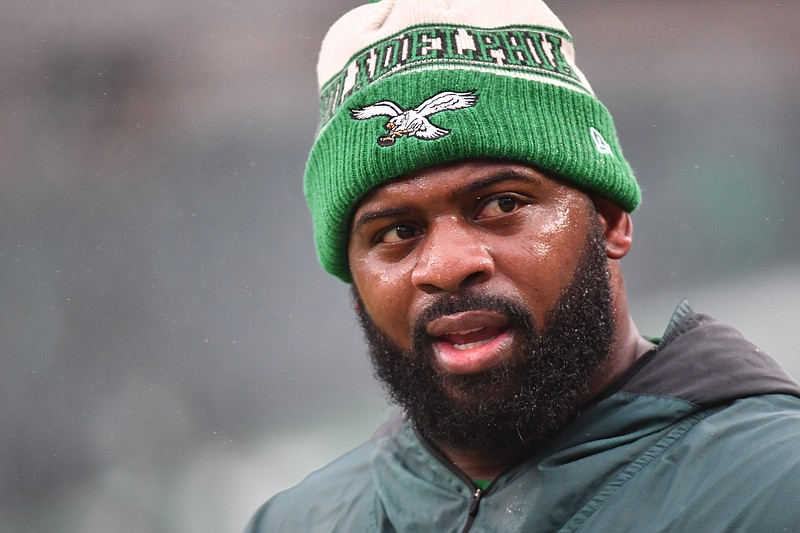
[478,196,520,218]
[379,224,421,244]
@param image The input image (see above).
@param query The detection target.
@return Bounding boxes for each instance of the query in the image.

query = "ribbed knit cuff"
[305,67,638,282]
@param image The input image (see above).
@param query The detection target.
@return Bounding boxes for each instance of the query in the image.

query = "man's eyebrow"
[352,171,543,232]
[352,206,412,233]
[455,171,544,197]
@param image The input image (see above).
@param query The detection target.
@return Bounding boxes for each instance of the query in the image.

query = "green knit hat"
[306,0,640,282]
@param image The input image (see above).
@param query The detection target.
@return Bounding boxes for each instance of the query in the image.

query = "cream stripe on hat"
[317,0,594,95]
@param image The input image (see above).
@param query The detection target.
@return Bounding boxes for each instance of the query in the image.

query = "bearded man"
[246,1,800,531]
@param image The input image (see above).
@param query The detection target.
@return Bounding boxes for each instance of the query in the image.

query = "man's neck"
[441,443,530,481]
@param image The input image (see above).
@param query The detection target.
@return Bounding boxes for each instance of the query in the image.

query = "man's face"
[347,160,615,451]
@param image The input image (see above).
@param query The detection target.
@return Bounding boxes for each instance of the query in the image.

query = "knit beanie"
[306,0,640,282]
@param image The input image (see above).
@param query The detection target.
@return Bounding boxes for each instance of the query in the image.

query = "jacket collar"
[616,301,800,407]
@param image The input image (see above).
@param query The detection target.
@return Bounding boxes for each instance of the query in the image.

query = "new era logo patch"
[590,127,613,155]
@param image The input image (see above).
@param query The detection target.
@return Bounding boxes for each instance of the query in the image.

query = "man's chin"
[436,363,524,406]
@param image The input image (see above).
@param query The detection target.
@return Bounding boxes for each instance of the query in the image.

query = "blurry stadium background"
[1,1,798,531]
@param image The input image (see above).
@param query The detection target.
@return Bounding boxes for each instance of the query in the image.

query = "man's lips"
[442,324,506,350]
[425,310,514,375]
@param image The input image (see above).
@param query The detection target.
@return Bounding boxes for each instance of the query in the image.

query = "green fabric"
[473,479,492,491]
[305,21,640,282]
[305,65,638,282]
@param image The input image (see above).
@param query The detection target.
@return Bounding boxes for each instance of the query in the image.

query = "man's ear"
[592,196,633,260]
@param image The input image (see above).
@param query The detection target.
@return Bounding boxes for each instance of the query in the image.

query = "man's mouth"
[426,311,514,375]
[442,326,504,350]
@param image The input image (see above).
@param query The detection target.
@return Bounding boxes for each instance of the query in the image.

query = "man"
[247,1,800,531]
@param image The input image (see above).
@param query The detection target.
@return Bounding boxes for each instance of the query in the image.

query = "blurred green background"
[1,1,798,531]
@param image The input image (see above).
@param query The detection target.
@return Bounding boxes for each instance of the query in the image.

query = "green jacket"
[247,304,800,532]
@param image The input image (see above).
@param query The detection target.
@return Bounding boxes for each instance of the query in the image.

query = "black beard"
[353,218,614,454]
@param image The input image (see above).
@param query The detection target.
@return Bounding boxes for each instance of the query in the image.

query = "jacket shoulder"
[576,394,800,532]
[664,394,800,529]
[245,439,378,532]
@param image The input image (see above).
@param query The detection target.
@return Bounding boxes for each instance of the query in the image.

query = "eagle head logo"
[350,91,478,147]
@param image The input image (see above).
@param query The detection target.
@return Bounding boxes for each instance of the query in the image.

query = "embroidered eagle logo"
[350,90,478,147]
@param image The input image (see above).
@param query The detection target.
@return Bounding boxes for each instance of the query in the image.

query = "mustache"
[410,291,535,347]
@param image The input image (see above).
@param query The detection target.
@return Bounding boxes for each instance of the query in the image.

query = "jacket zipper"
[468,487,484,516]
[413,430,491,533]
[460,487,485,533]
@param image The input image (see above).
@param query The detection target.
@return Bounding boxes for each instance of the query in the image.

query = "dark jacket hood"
[616,301,800,407]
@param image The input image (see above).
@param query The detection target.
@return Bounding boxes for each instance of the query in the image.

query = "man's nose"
[411,219,494,294]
